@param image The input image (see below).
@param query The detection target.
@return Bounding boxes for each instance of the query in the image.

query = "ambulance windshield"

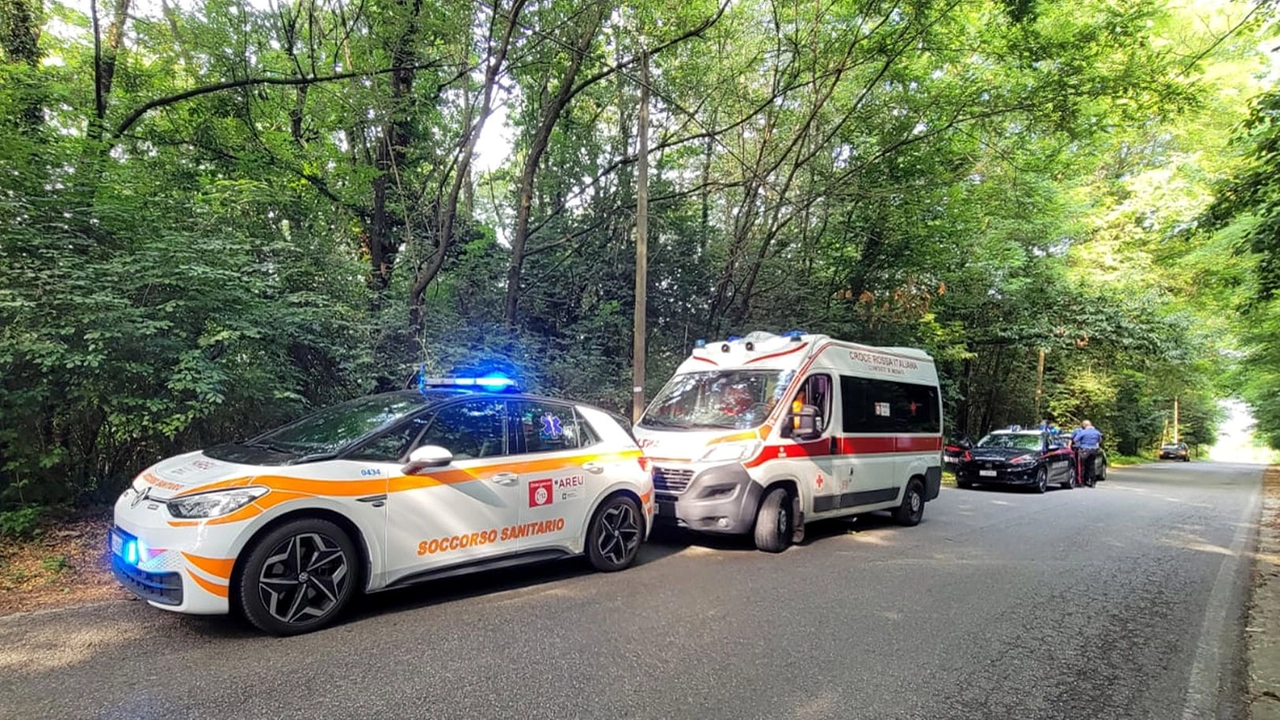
[639,370,794,431]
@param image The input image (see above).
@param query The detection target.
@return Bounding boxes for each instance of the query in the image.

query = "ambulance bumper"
[653,463,762,536]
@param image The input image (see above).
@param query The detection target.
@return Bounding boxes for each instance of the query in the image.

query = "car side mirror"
[790,403,821,441]
[403,445,453,475]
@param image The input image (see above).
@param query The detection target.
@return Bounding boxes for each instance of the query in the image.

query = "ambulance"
[635,331,943,552]
[110,377,653,635]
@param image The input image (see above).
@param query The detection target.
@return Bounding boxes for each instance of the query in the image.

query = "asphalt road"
[0,462,1261,720]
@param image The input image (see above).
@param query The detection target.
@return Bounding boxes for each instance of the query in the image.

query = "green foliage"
[39,554,70,574]
[0,0,1267,505]
[0,507,43,539]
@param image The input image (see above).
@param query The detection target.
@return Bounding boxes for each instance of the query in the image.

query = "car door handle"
[583,462,604,474]
[491,472,519,486]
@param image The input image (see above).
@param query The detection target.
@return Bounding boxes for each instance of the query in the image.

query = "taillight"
[963,450,972,461]
[638,456,651,473]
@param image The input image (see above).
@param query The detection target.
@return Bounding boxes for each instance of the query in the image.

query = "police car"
[953,427,1077,492]
[110,376,653,635]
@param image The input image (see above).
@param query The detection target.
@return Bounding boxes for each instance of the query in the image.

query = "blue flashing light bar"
[422,374,519,391]
[785,330,806,340]
[694,339,706,348]
[727,335,741,342]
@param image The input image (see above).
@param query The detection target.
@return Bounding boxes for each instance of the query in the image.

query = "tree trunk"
[366,0,424,297]
[502,3,604,325]
[409,0,526,337]
[86,0,132,145]
[1,0,43,131]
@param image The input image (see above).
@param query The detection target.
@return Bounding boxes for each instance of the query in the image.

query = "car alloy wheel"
[588,497,643,571]
[257,531,351,626]
[596,503,641,566]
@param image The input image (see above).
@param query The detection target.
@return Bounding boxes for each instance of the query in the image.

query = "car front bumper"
[652,462,763,535]
[110,494,241,615]
[957,465,1040,485]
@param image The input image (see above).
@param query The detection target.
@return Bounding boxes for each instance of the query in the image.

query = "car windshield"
[977,433,1043,450]
[639,370,794,430]
[236,391,435,459]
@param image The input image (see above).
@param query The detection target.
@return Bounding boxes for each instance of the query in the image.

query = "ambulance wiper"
[640,416,688,429]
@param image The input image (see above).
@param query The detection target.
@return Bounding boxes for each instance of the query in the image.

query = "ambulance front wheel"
[753,486,792,553]
[237,517,359,637]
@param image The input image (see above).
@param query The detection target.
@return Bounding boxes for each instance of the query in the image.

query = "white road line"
[1181,470,1262,720]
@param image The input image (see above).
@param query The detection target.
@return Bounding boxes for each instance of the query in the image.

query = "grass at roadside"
[1108,453,1150,467]
[0,508,128,616]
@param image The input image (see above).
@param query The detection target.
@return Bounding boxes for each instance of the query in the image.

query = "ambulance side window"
[511,400,582,454]
[783,374,832,438]
[416,400,509,460]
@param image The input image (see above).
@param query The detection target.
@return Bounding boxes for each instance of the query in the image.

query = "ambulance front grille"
[653,466,694,494]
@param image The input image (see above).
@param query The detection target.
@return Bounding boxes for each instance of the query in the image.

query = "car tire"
[237,518,359,637]
[587,495,644,572]
[754,487,792,553]
[894,478,926,527]
[1034,467,1048,494]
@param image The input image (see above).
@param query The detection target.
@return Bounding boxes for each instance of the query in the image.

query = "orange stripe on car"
[189,571,229,598]
[182,553,235,580]
[166,450,646,526]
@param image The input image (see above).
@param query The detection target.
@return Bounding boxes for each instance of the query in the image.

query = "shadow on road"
[340,536,691,628]
[954,483,1082,494]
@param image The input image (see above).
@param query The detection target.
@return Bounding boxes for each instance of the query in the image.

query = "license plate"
[110,530,124,557]
[979,470,997,477]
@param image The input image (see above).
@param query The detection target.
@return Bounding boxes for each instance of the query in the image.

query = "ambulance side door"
[508,399,590,553]
[786,374,842,516]
[383,399,523,585]
[837,375,907,508]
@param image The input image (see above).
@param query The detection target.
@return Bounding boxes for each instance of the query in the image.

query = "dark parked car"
[954,429,1077,493]
[943,434,974,472]
[1160,442,1190,461]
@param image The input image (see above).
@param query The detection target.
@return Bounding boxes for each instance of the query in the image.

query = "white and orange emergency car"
[110,378,653,635]
[635,331,943,552]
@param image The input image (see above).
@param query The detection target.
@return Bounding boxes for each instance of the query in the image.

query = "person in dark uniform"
[1071,420,1103,487]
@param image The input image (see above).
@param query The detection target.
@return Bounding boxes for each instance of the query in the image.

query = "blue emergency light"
[785,330,805,341]
[420,373,519,391]
[694,339,706,348]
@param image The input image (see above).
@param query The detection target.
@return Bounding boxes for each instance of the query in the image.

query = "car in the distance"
[1159,442,1190,461]
[953,428,1077,493]
[110,377,653,635]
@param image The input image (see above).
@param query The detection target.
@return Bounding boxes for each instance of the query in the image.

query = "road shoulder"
[1251,467,1280,719]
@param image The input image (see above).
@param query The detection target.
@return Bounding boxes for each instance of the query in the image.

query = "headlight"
[699,441,762,463]
[167,487,269,519]
[1010,454,1035,464]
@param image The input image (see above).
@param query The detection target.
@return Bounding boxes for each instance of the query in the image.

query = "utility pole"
[1173,395,1180,444]
[631,48,649,423]
[1034,348,1045,419]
